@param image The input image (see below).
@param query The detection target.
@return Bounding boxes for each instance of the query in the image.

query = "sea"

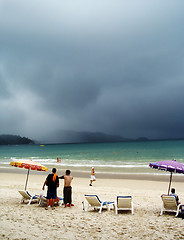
[1,140,184,175]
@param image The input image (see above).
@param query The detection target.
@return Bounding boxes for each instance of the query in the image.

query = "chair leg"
[113,203,115,211]
[82,201,85,211]
[59,198,63,207]
[86,203,89,212]
[98,203,103,213]
[106,202,110,211]
[114,204,118,214]
[107,204,110,211]
[28,197,33,205]
[116,208,118,214]
[108,203,113,211]
[131,202,134,215]
[176,204,181,216]
[38,198,42,206]
[114,203,118,214]
[160,206,164,215]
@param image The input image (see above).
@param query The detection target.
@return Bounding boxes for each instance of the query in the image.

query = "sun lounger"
[38,196,63,207]
[18,190,39,205]
[84,194,114,213]
[114,196,134,214]
[160,195,181,216]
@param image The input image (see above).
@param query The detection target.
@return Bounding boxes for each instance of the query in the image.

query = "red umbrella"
[10,160,48,190]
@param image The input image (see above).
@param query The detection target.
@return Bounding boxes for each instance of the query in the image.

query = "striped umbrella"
[10,160,48,190]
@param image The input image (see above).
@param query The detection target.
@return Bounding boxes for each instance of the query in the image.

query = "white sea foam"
[0,166,173,176]
[0,157,153,168]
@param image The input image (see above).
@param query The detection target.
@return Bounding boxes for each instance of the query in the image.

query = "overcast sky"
[0,0,184,140]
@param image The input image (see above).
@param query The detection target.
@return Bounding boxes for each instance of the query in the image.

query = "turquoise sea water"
[0,140,184,174]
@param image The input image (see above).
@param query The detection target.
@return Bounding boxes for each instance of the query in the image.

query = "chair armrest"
[176,203,182,216]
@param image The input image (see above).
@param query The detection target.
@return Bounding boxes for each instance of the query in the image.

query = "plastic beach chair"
[160,195,181,216]
[114,196,134,214]
[18,190,39,205]
[84,194,114,213]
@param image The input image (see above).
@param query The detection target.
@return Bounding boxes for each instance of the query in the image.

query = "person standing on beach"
[42,168,59,210]
[59,170,73,207]
[89,167,96,186]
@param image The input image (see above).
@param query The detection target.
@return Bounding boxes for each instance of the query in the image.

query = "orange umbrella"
[10,160,48,190]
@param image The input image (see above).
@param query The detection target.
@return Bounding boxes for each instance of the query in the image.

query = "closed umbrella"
[10,160,48,190]
[149,159,184,194]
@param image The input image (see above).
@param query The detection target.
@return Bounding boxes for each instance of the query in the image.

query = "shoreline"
[1,167,184,182]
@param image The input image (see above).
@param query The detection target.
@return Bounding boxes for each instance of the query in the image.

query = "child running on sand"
[59,170,73,207]
[89,167,96,186]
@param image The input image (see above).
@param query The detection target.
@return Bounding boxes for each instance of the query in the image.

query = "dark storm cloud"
[0,0,184,140]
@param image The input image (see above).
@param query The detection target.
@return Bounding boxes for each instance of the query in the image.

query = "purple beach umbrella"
[149,160,184,194]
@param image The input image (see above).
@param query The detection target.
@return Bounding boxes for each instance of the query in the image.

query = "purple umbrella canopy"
[149,160,184,174]
[149,160,184,194]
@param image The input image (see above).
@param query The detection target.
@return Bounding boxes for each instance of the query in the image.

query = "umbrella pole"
[168,172,173,195]
[25,168,30,191]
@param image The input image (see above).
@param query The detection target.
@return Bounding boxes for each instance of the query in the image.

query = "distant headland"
[37,130,149,144]
[0,132,147,145]
[1,132,183,145]
[0,135,34,145]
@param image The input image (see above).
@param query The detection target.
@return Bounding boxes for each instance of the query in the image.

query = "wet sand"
[1,167,184,182]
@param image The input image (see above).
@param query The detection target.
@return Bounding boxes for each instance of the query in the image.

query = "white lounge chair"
[160,195,181,216]
[18,190,39,205]
[84,194,114,213]
[114,196,134,214]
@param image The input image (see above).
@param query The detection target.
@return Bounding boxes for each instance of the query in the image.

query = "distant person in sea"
[57,158,61,163]
[89,167,96,186]
[42,168,59,210]
[169,188,180,205]
[59,170,73,207]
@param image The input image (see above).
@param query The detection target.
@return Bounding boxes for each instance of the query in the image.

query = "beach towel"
[49,197,59,206]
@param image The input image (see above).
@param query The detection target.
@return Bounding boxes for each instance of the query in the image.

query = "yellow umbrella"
[10,160,48,190]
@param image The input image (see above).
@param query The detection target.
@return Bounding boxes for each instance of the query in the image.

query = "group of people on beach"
[42,165,183,215]
[42,168,73,210]
[42,166,97,210]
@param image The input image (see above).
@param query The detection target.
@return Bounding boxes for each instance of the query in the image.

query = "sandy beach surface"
[0,169,184,240]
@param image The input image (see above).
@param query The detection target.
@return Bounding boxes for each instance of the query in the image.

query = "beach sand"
[0,169,184,240]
